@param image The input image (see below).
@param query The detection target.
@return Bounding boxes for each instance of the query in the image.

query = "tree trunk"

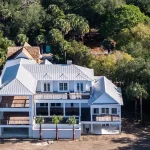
[39,124,42,140]
[135,99,138,122]
[73,124,75,140]
[140,97,143,124]
[56,124,58,140]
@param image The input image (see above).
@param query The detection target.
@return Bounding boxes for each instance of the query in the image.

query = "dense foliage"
[1,0,150,114]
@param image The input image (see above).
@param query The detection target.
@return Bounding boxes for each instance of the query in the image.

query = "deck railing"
[0,103,29,108]
[92,115,120,122]
[0,119,29,125]
[34,93,90,100]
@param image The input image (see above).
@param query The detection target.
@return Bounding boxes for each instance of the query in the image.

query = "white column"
[48,103,50,116]
[29,96,33,125]
[63,103,65,116]
[90,106,93,121]
[34,103,36,116]
[79,103,81,122]
[0,127,2,137]
[29,127,32,138]
[91,124,93,134]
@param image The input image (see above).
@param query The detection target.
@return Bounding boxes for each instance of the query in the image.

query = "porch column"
[90,106,93,121]
[79,103,81,122]
[29,96,33,125]
[48,103,50,116]
[63,103,65,116]
[0,127,2,136]
[34,103,36,116]
[91,124,93,134]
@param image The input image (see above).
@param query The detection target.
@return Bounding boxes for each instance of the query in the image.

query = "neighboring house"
[7,42,42,64]
[0,59,123,138]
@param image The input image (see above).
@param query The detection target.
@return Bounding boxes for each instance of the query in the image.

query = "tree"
[16,34,28,45]
[35,116,44,140]
[35,34,45,45]
[66,116,77,140]
[52,115,63,140]
[126,83,148,123]
[101,5,147,37]
[47,29,63,44]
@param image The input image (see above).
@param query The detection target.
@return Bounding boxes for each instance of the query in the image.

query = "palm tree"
[52,115,63,140]
[126,83,148,123]
[35,116,44,140]
[67,116,77,140]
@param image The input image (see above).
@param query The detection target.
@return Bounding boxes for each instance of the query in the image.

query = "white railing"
[34,93,90,100]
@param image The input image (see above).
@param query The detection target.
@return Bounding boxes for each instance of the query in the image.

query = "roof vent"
[67,60,72,65]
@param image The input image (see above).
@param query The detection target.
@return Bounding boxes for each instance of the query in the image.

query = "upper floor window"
[93,108,99,114]
[77,83,83,92]
[44,83,50,92]
[101,108,109,114]
[59,83,68,91]
[112,108,117,114]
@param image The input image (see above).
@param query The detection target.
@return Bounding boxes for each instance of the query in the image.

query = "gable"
[92,93,118,104]
[15,52,29,59]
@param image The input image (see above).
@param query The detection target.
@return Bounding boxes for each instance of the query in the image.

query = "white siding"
[69,81,74,92]
[53,81,58,92]
[36,81,41,92]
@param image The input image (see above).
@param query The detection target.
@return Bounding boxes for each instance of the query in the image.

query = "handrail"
[34,93,90,100]
[0,119,29,125]
[92,115,120,122]
[0,103,29,108]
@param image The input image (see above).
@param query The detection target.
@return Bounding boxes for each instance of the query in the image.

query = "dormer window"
[77,83,83,92]
[44,83,50,92]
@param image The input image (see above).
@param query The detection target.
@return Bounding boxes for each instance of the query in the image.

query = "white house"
[0,58,123,138]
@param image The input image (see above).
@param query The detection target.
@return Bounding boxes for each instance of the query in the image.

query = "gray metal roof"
[0,64,37,95]
[23,64,93,81]
[40,59,52,65]
[89,76,123,105]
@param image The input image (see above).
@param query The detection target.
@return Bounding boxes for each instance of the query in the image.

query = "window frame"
[43,83,51,92]
[111,108,117,114]
[101,108,109,114]
[59,82,68,91]
[76,83,84,92]
[93,108,99,114]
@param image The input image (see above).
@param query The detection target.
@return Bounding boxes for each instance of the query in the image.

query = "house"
[0,58,123,138]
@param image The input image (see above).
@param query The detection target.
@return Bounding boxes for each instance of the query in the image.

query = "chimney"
[67,60,72,65]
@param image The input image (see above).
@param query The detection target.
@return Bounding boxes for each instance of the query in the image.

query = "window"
[93,108,99,114]
[112,108,117,114]
[59,83,68,91]
[51,103,61,107]
[40,103,48,107]
[77,83,83,92]
[101,108,109,114]
[71,103,73,107]
[44,83,50,92]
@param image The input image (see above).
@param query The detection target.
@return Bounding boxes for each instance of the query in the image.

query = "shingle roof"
[7,42,40,63]
[89,76,123,105]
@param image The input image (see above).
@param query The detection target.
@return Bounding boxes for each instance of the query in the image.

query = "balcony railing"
[0,103,29,108]
[0,119,29,125]
[34,93,90,100]
[34,116,80,124]
[92,115,120,122]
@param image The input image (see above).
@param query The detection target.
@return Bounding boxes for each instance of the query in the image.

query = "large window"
[44,83,50,92]
[112,108,117,114]
[36,103,48,116]
[77,83,83,92]
[101,108,109,114]
[59,83,68,91]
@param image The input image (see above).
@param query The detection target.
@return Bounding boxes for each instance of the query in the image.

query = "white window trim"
[58,81,69,92]
[101,108,109,114]
[111,108,117,114]
[93,108,99,115]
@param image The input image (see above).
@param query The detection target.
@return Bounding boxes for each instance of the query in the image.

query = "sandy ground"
[0,118,150,150]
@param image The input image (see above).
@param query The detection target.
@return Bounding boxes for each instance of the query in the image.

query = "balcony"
[0,96,29,108]
[34,92,90,100]
[0,112,29,125]
[92,115,120,122]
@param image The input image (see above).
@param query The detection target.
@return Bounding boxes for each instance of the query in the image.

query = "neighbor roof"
[89,76,123,105]
[7,42,40,63]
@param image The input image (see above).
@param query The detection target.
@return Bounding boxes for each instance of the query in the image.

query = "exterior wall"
[53,81,58,92]
[36,81,41,92]
[32,129,81,139]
